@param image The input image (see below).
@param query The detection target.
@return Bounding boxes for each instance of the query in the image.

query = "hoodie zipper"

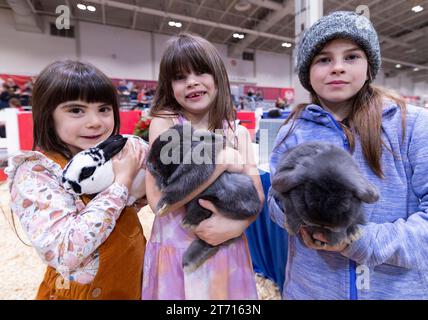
[323,112,358,300]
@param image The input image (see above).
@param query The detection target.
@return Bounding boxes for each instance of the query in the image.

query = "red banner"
[16,110,142,151]
[0,74,32,88]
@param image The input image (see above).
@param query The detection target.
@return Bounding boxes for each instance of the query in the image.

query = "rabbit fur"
[62,134,147,206]
[146,123,261,272]
[271,141,379,246]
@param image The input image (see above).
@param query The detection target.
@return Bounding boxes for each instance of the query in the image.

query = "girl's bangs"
[50,69,117,107]
[165,40,212,77]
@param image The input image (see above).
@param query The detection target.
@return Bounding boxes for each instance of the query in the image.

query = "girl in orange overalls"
[6,60,147,300]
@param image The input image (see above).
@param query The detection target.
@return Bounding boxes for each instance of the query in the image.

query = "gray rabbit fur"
[271,141,379,246]
[147,123,261,272]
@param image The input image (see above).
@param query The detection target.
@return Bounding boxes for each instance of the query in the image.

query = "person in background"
[275,97,286,110]
[0,84,14,109]
[8,97,23,111]
[6,77,20,94]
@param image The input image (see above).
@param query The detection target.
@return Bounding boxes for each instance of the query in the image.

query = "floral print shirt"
[6,151,129,284]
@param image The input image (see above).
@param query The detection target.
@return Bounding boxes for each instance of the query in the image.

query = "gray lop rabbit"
[147,123,261,272]
[271,141,379,246]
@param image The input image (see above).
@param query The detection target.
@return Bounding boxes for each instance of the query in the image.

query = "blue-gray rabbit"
[271,141,379,246]
[146,123,261,272]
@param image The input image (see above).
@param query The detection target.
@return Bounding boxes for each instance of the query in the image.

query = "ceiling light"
[87,5,96,12]
[168,21,182,28]
[234,1,251,12]
[411,5,424,13]
[233,33,244,39]
[395,64,402,68]
[77,3,86,10]
[282,42,292,48]
[414,67,420,72]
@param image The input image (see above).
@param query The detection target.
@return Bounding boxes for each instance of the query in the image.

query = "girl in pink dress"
[142,33,264,300]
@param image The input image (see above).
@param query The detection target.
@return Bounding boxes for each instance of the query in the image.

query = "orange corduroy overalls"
[35,152,146,300]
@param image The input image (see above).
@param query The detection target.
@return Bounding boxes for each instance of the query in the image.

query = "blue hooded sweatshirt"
[268,102,428,299]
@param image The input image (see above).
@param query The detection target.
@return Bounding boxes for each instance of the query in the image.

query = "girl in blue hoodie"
[269,11,428,299]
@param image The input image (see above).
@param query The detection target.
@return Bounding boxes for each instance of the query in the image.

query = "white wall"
[79,22,153,80]
[0,8,292,88]
[414,81,428,97]
[218,45,257,84]
[0,8,425,93]
[255,50,292,87]
[153,33,171,81]
[0,9,75,75]
[374,69,427,97]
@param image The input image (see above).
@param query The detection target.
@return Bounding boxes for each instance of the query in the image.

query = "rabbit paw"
[181,219,197,231]
[347,227,363,243]
[343,225,363,245]
[314,239,327,247]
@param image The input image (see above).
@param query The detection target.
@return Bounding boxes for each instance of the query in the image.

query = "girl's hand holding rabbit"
[113,139,146,190]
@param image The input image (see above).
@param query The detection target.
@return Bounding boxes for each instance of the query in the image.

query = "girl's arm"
[10,162,130,272]
[194,125,265,246]
[9,142,143,273]
[340,109,428,269]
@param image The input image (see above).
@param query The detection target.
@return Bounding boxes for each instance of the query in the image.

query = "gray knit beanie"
[296,11,381,91]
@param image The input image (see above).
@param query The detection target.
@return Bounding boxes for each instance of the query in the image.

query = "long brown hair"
[283,81,406,178]
[31,60,121,160]
[8,60,121,244]
[151,33,235,132]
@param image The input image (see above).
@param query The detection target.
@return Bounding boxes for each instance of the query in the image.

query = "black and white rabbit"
[271,141,379,246]
[62,134,148,206]
[147,123,261,272]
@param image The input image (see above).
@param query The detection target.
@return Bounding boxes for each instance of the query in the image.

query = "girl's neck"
[181,110,210,130]
[68,146,81,157]
[318,97,353,121]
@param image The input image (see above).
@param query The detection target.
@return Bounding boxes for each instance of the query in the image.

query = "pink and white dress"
[142,115,258,299]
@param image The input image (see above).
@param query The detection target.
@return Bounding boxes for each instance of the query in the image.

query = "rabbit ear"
[353,177,379,203]
[99,135,128,161]
[271,165,307,193]
[343,173,379,203]
[96,134,122,149]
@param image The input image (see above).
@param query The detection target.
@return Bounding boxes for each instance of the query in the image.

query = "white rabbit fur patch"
[62,134,147,206]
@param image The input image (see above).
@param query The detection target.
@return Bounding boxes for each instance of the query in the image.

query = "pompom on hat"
[296,11,381,91]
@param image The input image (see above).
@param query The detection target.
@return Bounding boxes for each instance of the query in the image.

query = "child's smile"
[185,90,207,102]
[172,70,217,115]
